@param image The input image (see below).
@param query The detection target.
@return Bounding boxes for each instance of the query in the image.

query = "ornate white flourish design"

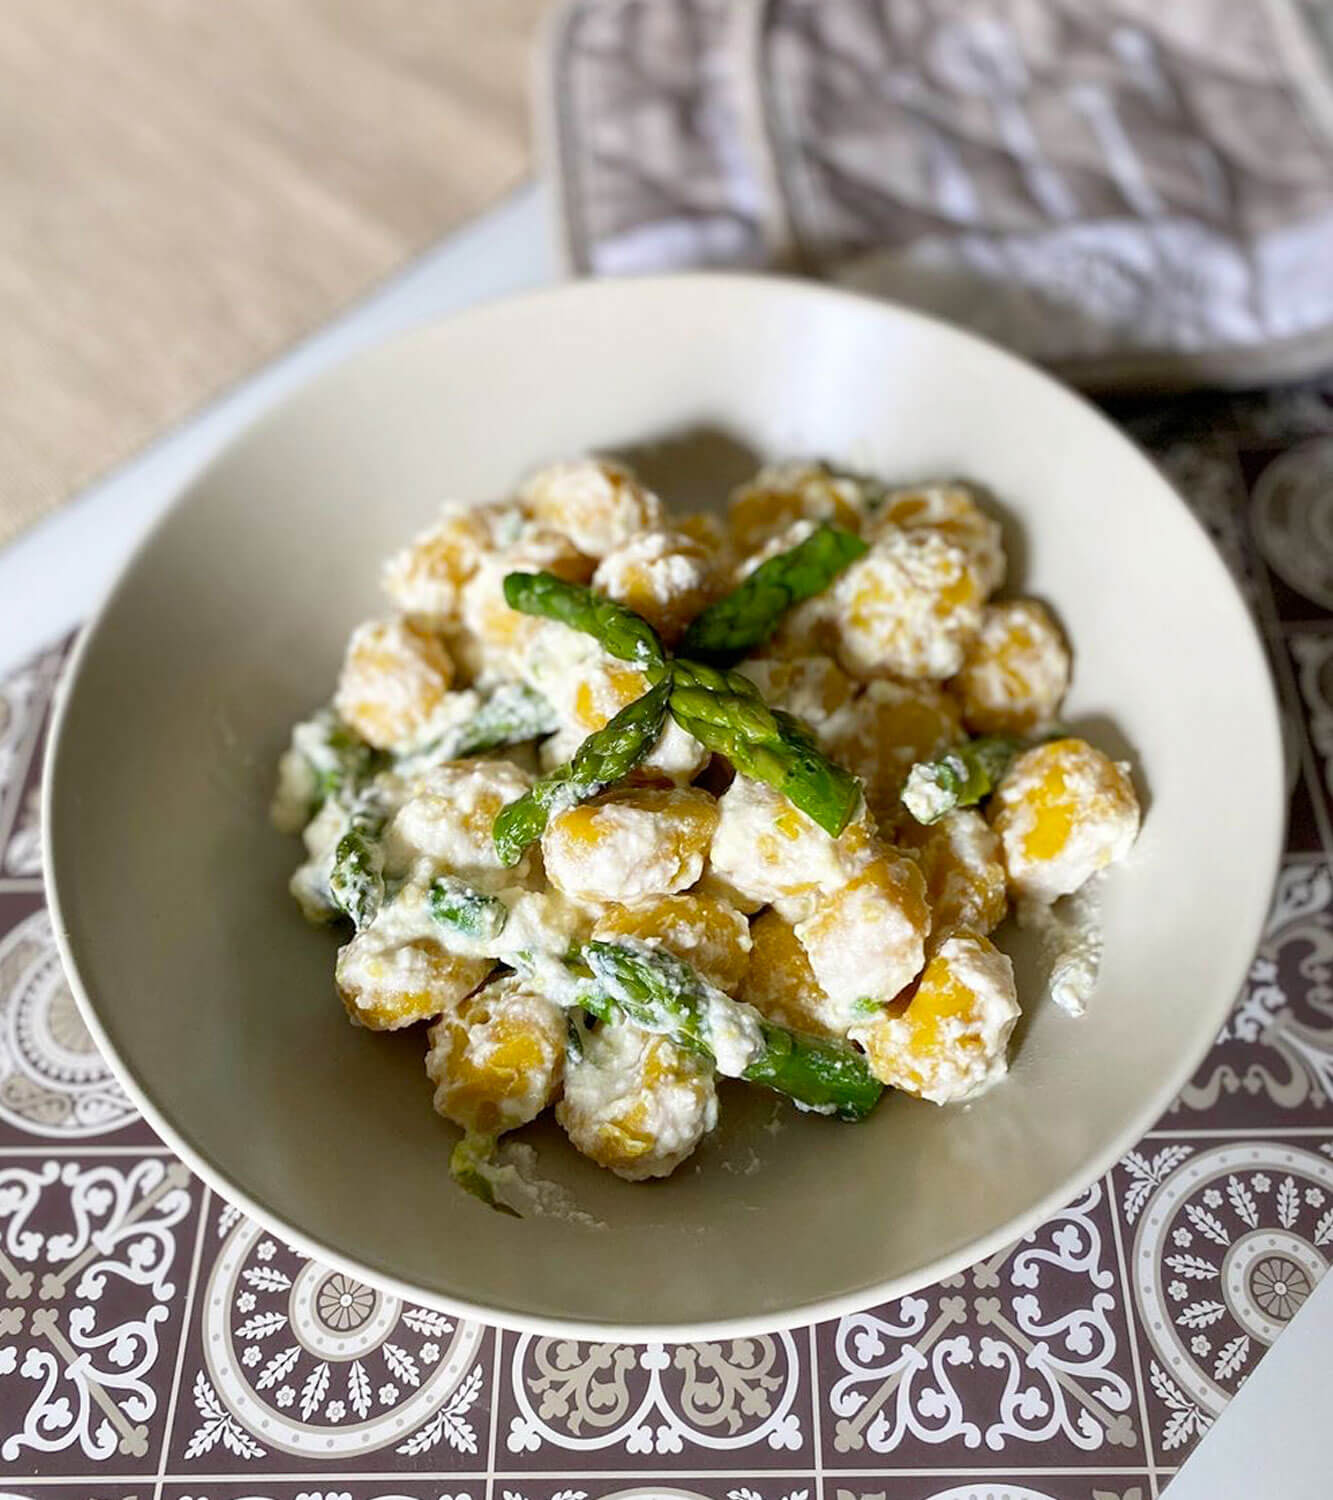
[0,1156,192,1462]
[1293,636,1333,811]
[2,784,40,876]
[828,1182,1134,1455]
[1177,861,1333,1114]
[505,1333,804,1455]
[0,655,49,833]
[501,1490,806,1500]
[0,908,135,1137]
[186,1211,485,1460]
[1252,439,1333,609]
[838,1488,1141,1500]
[1130,1141,1333,1452]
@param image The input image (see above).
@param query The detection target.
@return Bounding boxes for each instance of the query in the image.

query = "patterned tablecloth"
[4,380,1333,1499]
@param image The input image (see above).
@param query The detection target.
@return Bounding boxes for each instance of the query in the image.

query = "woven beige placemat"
[0,0,547,547]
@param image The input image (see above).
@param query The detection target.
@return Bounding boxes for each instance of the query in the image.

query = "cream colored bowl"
[44,275,1283,1338]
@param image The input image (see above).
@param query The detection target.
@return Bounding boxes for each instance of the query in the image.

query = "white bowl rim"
[41,270,1287,1341]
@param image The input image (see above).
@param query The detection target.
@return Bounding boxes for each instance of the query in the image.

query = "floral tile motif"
[0,1487,151,1500]
[160,1486,480,1500]
[495,1328,813,1469]
[0,890,150,1148]
[493,1484,816,1500]
[820,1181,1141,1469]
[1164,859,1333,1128]
[163,1198,492,1474]
[1115,1135,1333,1465]
[0,643,63,872]
[1247,440,1333,624]
[1288,626,1333,848]
[0,1153,199,1475]
[828,1481,1150,1500]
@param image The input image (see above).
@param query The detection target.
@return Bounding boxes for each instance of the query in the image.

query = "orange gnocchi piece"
[708,776,877,916]
[895,808,1008,943]
[425,974,565,1136]
[333,617,456,751]
[336,932,491,1031]
[521,458,664,557]
[458,528,593,671]
[952,600,1070,736]
[831,529,984,681]
[727,461,869,554]
[593,892,752,995]
[990,738,1140,903]
[592,529,718,644]
[865,482,1005,597]
[542,787,719,903]
[822,678,962,825]
[557,1025,717,1180]
[739,908,842,1039]
[386,760,535,885]
[852,933,1018,1102]
[738,653,858,731]
[794,851,930,1022]
[380,502,526,623]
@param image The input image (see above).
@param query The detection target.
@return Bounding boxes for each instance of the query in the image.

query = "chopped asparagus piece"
[449,1133,520,1217]
[428,878,508,942]
[502,571,667,669]
[570,941,883,1122]
[492,675,672,866]
[680,523,867,663]
[669,658,862,836]
[328,795,388,930]
[901,735,1023,824]
[406,682,559,770]
[274,709,387,831]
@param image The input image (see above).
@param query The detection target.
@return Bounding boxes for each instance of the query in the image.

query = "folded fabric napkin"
[543,0,1333,389]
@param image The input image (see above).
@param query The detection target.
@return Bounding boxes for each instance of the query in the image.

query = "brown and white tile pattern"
[5,382,1333,1493]
[821,1182,1141,1468]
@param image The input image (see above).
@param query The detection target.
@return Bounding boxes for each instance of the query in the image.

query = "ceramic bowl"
[44,274,1283,1337]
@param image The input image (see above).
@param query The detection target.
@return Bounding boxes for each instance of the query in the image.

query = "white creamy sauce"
[702,993,764,1077]
[271,749,319,835]
[900,763,954,825]
[709,776,872,909]
[1018,881,1104,1016]
[476,1141,606,1227]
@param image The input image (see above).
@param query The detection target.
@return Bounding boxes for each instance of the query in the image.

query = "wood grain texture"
[0,0,547,544]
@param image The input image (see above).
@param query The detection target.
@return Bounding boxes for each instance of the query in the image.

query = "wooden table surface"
[0,0,548,546]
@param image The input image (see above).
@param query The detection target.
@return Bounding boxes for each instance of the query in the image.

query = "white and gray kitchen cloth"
[541,0,1333,389]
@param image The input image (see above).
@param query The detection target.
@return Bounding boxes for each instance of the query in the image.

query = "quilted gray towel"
[543,0,1333,389]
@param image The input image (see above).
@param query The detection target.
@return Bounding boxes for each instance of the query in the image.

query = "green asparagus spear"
[669,659,862,836]
[449,1133,520,1216]
[900,735,1023,824]
[741,1022,886,1121]
[428,877,509,942]
[276,709,387,829]
[577,941,884,1121]
[448,682,560,758]
[502,571,666,669]
[328,796,388,930]
[680,523,867,663]
[394,683,559,778]
[578,941,713,1055]
[492,675,672,866]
